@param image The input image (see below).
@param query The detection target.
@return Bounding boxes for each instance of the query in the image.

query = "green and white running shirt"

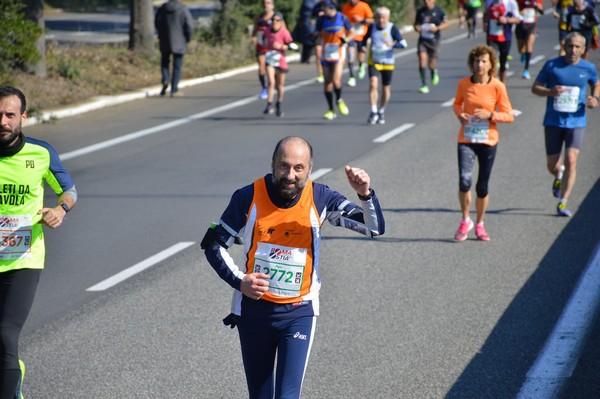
[0,136,75,272]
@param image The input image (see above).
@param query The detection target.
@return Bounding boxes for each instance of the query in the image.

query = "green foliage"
[207,0,301,45]
[206,0,459,47]
[372,0,458,26]
[208,1,252,44]
[57,57,81,80]
[371,0,415,26]
[0,0,43,78]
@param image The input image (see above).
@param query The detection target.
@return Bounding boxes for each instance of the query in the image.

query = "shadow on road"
[445,179,600,398]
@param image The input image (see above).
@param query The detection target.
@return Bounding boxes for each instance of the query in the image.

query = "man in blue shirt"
[531,32,599,216]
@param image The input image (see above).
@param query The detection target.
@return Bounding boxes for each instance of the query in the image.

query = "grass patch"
[13,38,254,113]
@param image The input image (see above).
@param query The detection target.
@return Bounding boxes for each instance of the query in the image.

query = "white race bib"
[266,50,281,67]
[464,119,490,143]
[522,8,536,23]
[570,14,586,30]
[553,86,580,113]
[253,242,307,297]
[372,44,390,60]
[257,31,266,47]
[353,23,364,36]
[324,43,340,60]
[0,215,33,260]
[489,20,503,36]
[420,23,436,40]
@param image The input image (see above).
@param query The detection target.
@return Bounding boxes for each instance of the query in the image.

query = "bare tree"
[24,0,46,78]
[130,0,155,51]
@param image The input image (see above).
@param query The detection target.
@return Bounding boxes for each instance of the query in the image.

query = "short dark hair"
[0,86,27,115]
[272,136,314,164]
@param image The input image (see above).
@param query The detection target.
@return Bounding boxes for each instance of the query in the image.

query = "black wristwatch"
[357,188,375,201]
[60,202,71,213]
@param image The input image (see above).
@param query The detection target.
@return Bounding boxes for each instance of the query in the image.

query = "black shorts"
[559,28,569,42]
[544,126,585,154]
[515,23,536,40]
[465,5,479,20]
[368,65,393,86]
[417,39,439,58]
[348,40,367,53]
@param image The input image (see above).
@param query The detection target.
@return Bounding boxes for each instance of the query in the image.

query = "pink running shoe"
[454,219,474,241]
[475,223,490,241]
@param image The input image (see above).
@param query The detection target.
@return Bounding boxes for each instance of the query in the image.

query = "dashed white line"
[517,244,600,399]
[58,81,319,162]
[373,123,415,143]
[442,98,455,107]
[530,55,546,65]
[60,98,259,161]
[86,241,196,291]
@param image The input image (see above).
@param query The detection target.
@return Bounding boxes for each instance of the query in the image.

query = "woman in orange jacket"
[452,44,515,242]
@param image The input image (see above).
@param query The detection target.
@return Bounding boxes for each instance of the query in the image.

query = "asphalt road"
[19,12,600,399]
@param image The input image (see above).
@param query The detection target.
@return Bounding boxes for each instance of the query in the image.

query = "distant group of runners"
[248,0,599,239]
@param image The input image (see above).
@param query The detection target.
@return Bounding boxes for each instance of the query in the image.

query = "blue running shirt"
[535,56,599,128]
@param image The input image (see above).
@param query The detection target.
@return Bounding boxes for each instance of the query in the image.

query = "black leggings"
[0,269,40,398]
[458,143,498,198]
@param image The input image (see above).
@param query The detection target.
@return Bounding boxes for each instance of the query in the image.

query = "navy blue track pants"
[235,315,316,399]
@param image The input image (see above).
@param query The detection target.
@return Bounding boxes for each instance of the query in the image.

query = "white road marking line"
[59,80,320,162]
[442,98,455,107]
[59,97,259,161]
[530,55,546,65]
[517,244,600,399]
[86,242,196,291]
[373,123,415,143]
[513,109,522,117]
[310,168,333,181]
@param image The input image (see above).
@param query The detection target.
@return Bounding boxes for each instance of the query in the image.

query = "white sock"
[557,165,565,180]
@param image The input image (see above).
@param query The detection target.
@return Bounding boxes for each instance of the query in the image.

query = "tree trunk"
[216,0,238,42]
[129,0,155,51]
[24,0,47,78]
